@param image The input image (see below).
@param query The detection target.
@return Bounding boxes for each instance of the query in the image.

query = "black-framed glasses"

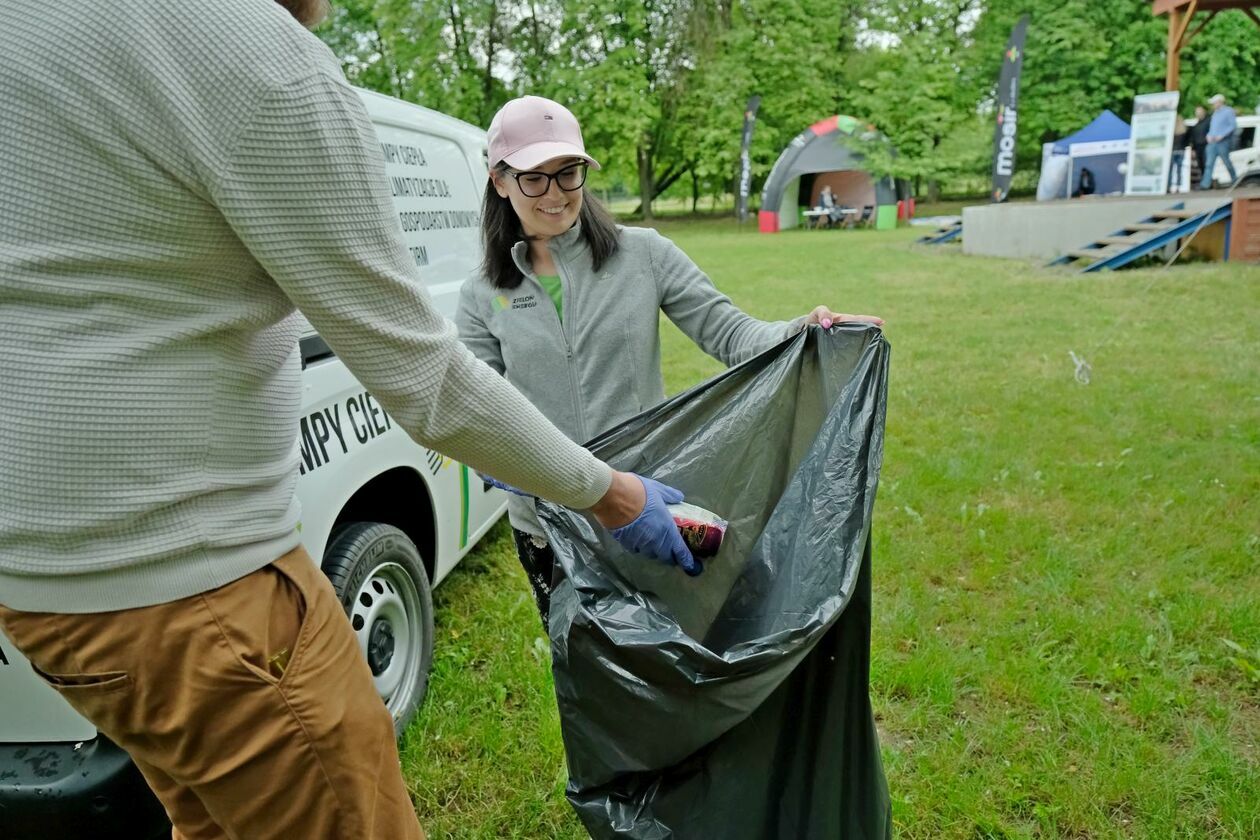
[509,163,588,198]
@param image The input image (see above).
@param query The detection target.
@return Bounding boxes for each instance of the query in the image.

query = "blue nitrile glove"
[609,476,702,577]
[478,472,528,497]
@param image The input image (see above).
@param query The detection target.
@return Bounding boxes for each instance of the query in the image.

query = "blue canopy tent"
[1037,110,1132,200]
[1052,110,1131,155]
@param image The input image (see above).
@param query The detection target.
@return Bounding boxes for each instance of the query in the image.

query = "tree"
[545,0,738,219]
[844,1,984,199]
[970,1,1165,159]
[318,0,405,97]
[313,1,1259,210]
[671,0,859,210]
[1179,12,1260,114]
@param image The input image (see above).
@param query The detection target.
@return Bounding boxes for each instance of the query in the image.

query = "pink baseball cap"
[487,96,601,171]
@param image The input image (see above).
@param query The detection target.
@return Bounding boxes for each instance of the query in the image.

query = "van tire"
[321,522,435,736]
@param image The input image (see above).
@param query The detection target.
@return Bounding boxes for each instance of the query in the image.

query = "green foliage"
[1221,638,1260,686]
[1180,13,1260,115]
[315,1,1260,202]
[971,0,1166,156]
[542,0,661,186]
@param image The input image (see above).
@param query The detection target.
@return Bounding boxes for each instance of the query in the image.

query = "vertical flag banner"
[737,95,761,222]
[991,15,1029,202]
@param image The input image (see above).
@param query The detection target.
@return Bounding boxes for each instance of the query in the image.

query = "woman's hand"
[803,306,884,329]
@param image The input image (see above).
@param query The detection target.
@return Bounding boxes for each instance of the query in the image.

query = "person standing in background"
[1199,94,1239,189]
[1170,114,1188,193]
[1189,104,1210,189]
[458,96,884,628]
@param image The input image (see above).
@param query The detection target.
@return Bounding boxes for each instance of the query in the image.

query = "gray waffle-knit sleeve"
[209,69,611,510]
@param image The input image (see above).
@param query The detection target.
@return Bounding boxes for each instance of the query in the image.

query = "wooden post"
[1156,1,1260,90]
[1166,8,1181,90]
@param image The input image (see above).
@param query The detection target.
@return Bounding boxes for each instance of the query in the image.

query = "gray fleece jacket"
[456,223,800,535]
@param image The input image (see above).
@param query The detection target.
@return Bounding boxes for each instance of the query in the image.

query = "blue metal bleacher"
[918,219,962,245]
[1048,201,1234,272]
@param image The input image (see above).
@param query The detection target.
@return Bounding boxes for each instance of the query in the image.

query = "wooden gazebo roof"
[1154,0,1260,89]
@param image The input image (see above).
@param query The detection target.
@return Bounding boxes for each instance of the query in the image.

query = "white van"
[0,89,504,839]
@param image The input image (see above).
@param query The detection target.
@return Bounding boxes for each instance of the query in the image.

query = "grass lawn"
[402,220,1260,838]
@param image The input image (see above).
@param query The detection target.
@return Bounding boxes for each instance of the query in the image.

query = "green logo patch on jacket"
[492,293,537,312]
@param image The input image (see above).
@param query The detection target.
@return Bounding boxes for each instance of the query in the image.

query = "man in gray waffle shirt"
[0,1,697,837]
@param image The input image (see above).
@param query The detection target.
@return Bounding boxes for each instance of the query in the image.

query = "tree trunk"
[691,168,699,213]
[927,133,943,204]
[526,1,544,87]
[371,25,402,99]
[482,1,499,124]
[637,143,654,221]
[653,166,683,199]
[447,1,466,60]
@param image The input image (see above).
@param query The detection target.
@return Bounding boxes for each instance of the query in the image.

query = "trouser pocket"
[29,664,133,695]
[201,560,308,687]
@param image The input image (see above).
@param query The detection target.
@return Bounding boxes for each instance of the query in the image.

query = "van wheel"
[321,522,434,735]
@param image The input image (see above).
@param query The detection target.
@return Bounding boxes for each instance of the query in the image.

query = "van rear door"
[359,89,487,320]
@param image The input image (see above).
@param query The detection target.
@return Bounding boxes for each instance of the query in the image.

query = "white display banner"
[1125,91,1180,195]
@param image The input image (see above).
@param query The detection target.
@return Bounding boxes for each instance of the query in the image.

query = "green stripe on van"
[459,464,470,549]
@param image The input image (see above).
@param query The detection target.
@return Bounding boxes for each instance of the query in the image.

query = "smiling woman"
[457,94,885,631]
[477,96,620,292]
[491,156,603,272]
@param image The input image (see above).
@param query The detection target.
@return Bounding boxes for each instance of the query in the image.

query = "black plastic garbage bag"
[536,324,892,840]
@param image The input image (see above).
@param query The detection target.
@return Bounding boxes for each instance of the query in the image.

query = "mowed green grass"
[402,220,1260,838]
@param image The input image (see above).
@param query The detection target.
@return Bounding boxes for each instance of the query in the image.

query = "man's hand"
[478,472,528,496]
[490,469,700,575]
[590,472,701,576]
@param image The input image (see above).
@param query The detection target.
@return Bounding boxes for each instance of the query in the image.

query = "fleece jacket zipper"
[549,246,587,443]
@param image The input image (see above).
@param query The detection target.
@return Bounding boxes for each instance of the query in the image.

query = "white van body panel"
[0,641,97,743]
[1214,115,1260,184]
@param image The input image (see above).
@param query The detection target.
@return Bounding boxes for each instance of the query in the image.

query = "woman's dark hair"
[479,163,621,290]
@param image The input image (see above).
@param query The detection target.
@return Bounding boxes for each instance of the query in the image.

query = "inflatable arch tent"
[758,115,910,232]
